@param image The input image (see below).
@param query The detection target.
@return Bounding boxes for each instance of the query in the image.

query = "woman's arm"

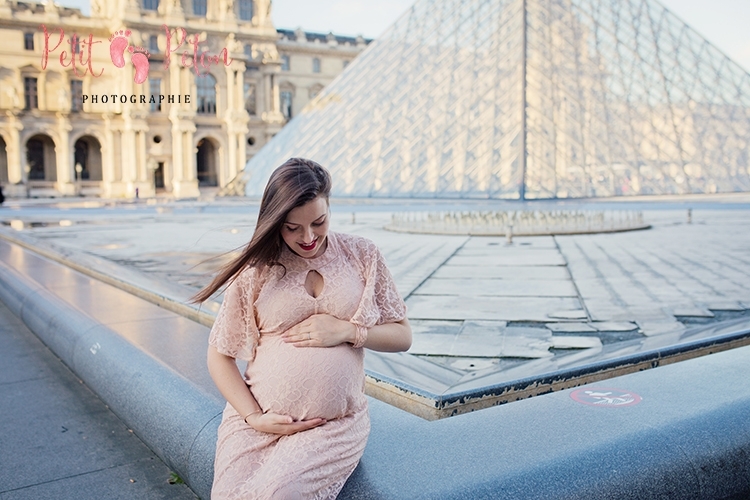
[207,346,326,434]
[362,318,412,352]
[282,316,412,352]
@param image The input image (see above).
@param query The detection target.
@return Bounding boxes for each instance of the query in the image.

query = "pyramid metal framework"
[240,0,750,199]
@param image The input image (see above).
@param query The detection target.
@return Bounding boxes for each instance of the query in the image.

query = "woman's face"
[281,195,330,258]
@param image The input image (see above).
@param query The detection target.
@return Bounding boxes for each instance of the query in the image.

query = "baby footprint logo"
[108,29,151,84]
[109,30,131,68]
[127,46,151,84]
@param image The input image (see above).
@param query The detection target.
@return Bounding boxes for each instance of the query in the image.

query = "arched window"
[26,135,57,181]
[281,54,290,71]
[237,0,253,21]
[196,74,217,114]
[27,139,45,179]
[196,138,218,186]
[312,57,321,73]
[76,135,104,182]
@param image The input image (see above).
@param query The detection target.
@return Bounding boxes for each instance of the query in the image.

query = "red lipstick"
[299,239,317,252]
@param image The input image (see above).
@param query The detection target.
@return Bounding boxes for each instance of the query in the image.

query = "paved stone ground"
[1,194,749,375]
[0,296,197,500]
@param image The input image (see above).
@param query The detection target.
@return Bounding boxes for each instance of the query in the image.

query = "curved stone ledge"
[343,384,750,498]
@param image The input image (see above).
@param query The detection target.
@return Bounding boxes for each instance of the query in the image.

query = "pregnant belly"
[246,336,365,421]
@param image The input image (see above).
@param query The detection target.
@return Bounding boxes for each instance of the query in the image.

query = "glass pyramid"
[239,0,750,199]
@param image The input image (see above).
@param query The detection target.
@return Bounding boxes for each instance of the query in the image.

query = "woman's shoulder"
[233,263,273,289]
[331,231,380,258]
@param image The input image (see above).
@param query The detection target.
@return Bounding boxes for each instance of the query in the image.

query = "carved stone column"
[120,119,138,195]
[5,115,23,185]
[169,65,200,199]
[54,115,74,195]
[101,115,115,187]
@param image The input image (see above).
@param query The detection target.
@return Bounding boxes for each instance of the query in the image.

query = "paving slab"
[546,322,598,333]
[705,300,747,311]
[550,335,603,349]
[406,295,582,321]
[408,319,466,335]
[348,227,468,296]
[431,264,570,279]
[447,252,567,267]
[448,358,497,371]
[414,278,577,297]
[591,321,639,332]
[461,235,558,249]
[546,309,589,320]
[556,219,750,324]
[670,306,715,317]
[637,320,688,337]
[410,328,554,359]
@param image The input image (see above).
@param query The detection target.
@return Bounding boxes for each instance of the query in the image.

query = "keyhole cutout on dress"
[305,270,324,298]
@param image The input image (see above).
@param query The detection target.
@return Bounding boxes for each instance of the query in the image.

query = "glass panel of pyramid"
[239,0,750,199]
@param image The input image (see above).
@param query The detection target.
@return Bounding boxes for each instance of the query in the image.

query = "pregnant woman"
[194,158,412,499]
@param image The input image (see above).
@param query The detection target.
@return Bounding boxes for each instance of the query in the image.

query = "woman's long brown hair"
[192,158,332,303]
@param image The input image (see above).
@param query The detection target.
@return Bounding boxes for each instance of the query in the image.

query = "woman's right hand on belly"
[245,411,326,435]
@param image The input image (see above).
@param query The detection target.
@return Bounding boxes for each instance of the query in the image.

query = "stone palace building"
[0,0,368,198]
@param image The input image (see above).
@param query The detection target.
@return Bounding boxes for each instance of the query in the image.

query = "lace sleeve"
[208,268,260,361]
[349,239,407,328]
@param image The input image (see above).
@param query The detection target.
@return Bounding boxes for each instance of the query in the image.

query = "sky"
[55,0,750,72]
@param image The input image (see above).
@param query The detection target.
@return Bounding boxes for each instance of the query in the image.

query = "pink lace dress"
[208,232,407,499]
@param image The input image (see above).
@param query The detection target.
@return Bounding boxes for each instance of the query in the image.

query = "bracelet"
[243,410,262,424]
[351,323,368,349]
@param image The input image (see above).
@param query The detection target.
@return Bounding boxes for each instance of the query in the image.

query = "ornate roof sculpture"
[239,0,750,199]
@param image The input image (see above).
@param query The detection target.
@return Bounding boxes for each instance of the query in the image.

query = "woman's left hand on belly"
[282,314,355,348]
[245,410,327,435]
